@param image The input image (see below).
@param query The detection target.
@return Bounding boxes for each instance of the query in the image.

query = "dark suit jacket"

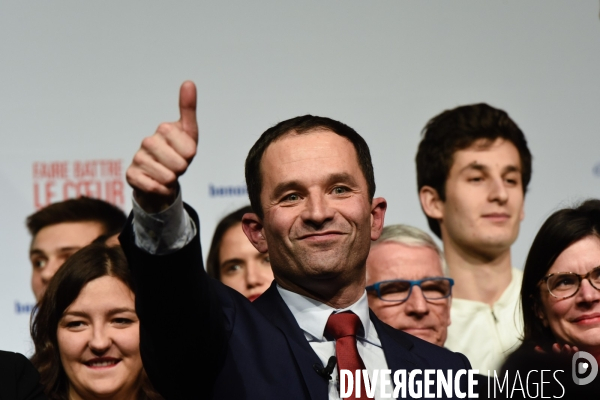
[0,351,46,400]
[120,205,472,399]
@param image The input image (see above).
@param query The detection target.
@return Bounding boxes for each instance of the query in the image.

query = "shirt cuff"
[132,190,197,255]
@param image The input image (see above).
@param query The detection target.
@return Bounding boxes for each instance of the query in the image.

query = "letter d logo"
[572,351,598,385]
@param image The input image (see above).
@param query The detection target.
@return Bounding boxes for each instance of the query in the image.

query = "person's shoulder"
[511,267,524,281]
[410,334,471,369]
[373,316,471,369]
[0,350,47,400]
[495,267,523,306]
[0,350,29,372]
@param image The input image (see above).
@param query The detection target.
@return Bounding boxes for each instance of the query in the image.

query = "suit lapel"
[253,288,428,399]
[370,310,422,373]
[254,284,329,400]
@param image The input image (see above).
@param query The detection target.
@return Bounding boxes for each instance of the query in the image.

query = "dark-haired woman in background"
[31,243,162,400]
[520,199,600,359]
[206,205,273,301]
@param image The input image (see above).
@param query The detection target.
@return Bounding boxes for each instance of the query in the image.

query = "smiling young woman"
[30,243,162,400]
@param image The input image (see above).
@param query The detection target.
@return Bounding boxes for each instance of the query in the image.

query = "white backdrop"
[1,1,599,355]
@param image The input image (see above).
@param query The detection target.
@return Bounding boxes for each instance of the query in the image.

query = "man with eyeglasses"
[366,224,452,347]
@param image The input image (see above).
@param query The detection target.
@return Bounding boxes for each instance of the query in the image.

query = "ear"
[419,186,444,220]
[369,197,387,241]
[241,212,268,253]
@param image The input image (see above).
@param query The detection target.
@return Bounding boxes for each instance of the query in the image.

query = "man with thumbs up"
[126,81,198,213]
[120,81,473,399]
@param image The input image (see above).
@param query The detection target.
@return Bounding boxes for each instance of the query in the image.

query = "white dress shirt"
[445,268,523,375]
[131,191,196,254]
[278,286,389,399]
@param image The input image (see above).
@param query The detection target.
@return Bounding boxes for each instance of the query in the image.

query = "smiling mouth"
[85,358,121,368]
[298,231,346,240]
[572,313,600,324]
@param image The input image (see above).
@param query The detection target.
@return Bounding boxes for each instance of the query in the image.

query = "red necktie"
[325,312,371,399]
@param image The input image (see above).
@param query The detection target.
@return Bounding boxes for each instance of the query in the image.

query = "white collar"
[276,284,375,344]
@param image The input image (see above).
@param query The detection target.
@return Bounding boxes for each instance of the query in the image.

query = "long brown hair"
[30,243,163,400]
[206,205,253,281]
[521,199,600,349]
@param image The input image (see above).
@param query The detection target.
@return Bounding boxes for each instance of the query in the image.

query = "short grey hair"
[371,224,448,275]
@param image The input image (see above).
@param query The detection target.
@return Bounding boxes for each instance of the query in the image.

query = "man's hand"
[126,81,198,213]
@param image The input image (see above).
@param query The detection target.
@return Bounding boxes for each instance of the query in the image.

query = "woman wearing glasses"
[520,199,600,360]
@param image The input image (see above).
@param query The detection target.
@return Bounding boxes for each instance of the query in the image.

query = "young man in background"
[416,103,532,372]
[26,197,126,301]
